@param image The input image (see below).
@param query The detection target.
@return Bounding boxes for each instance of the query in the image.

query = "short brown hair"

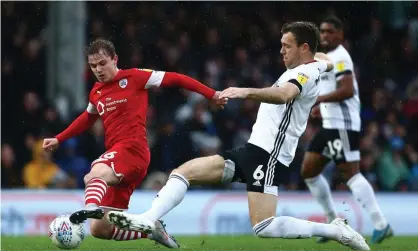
[281,21,319,54]
[85,38,116,59]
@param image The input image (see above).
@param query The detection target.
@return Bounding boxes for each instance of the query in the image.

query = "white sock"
[305,175,337,222]
[347,173,388,230]
[254,216,341,240]
[141,173,189,222]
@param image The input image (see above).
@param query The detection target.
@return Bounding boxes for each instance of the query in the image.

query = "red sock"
[111,226,148,241]
[84,178,107,206]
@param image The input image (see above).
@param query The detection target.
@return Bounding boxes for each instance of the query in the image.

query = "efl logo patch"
[57,221,73,246]
[60,222,71,231]
[119,78,128,88]
[336,61,345,71]
[297,73,309,85]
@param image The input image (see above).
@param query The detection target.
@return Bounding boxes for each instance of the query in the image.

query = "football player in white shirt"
[301,16,392,245]
[107,21,369,250]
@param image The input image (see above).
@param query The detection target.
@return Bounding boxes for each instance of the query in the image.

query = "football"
[48,215,85,249]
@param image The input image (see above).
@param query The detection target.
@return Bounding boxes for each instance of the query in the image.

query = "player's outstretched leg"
[301,152,337,243]
[107,155,226,232]
[255,216,370,250]
[341,163,392,244]
[70,163,120,224]
[248,192,370,251]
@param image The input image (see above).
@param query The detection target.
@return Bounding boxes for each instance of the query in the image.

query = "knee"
[301,152,329,179]
[340,170,355,182]
[339,163,360,182]
[83,174,93,185]
[254,217,284,238]
[255,228,270,238]
[300,166,308,179]
[254,216,294,239]
[301,162,313,179]
[84,163,117,185]
[301,158,323,179]
[84,172,104,185]
[90,220,113,239]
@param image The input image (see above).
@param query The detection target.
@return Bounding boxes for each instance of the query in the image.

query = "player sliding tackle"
[43,39,227,248]
[107,22,370,251]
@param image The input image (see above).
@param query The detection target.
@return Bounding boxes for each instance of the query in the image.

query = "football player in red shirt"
[43,39,226,248]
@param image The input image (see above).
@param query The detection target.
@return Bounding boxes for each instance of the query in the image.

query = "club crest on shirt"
[119,78,128,88]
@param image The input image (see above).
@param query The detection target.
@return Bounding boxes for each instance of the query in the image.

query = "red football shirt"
[54,68,215,154]
[87,68,163,152]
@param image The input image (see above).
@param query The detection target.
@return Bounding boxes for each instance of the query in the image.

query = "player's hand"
[310,106,322,119]
[314,95,324,106]
[219,87,250,99]
[43,138,60,152]
[211,91,228,109]
[314,53,334,72]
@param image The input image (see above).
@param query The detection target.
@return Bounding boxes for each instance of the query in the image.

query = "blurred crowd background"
[2,2,418,192]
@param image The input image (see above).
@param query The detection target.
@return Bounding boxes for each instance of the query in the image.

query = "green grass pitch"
[2,236,418,251]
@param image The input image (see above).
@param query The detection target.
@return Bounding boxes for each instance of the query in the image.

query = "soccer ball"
[48,215,85,249]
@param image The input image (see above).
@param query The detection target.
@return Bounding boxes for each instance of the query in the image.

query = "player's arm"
[314,53,334,72]
[315,59,354,104]
[139,69,216,99]
[54,103,99,143]
[161,72,216,99]
[249,83,301,104]
[220,61,328,104]
[219,82,300,105]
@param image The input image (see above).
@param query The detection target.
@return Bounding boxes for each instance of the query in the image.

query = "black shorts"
[307,128,360,164]
[221,143,291,196]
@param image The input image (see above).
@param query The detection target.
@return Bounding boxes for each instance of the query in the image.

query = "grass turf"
[2,236,417,251]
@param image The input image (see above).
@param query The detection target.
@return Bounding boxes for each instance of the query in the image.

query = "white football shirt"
[318,45,361,131]
[248,61,327,173]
